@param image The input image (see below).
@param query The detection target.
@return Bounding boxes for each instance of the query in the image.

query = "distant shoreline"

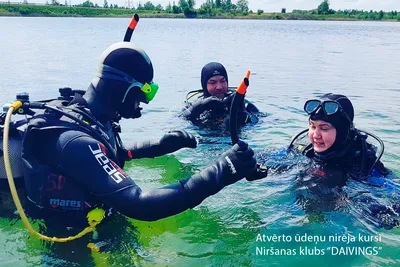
[0,4,399,22]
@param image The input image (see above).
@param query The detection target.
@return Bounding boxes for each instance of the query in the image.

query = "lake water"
[0,17,399,266]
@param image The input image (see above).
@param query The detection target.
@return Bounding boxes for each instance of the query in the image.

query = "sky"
[28,0,400,12]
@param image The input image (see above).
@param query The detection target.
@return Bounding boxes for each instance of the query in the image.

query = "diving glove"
[182,97,225,121]
[180,141,258,207]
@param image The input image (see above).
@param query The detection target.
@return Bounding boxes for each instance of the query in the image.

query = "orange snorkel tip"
[236,70,251,95]
[124,14,140,42]
[128,14,139,30]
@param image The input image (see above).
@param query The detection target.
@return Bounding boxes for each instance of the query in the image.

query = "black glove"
[159,130,197,153]
[197,96,224,111]
[182,97,225,122]
[216,140,257,185]
[180,141,258,208]
[221,92,235,108]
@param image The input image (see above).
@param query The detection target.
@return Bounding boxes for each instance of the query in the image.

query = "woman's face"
[206,75,228,98]
[308,119,337,153]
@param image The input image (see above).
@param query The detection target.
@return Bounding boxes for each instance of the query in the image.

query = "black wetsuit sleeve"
[124,139,165,159]
[52,131,219,221]
[123,130,197,160]
[245,100,260,113]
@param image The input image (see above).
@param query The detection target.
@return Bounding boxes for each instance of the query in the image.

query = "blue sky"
[30,0,400,12]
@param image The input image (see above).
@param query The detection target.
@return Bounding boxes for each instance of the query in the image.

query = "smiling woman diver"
[258,93,399,229]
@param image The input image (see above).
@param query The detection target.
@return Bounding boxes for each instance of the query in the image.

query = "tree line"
[68,0,400,20]
[1,0,399,20]
[291,0,399,20]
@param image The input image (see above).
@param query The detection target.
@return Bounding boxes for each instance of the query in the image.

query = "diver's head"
[304,93,354,155]
[201,62,228,99]
[85,42,158,120]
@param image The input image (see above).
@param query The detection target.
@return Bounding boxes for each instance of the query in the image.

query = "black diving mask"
[304,99,352,124]
[98,64,158,104]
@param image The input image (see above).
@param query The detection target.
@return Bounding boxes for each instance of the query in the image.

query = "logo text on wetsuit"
[225,156,237,174]
[89,143,125,184]
[49,198,82,210]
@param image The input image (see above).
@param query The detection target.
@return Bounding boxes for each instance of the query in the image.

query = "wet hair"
[200,62,228,97]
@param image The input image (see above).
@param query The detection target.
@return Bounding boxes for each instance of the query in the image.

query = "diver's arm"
[181,97,223,123]
[244,100,260,113]
[60,135,256,221]
[123,130,197,159]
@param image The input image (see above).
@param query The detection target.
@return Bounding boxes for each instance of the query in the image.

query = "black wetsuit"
[300,131,390,181]
[22,95,242,226]
[263,130,398,228]
[182,91,259,129]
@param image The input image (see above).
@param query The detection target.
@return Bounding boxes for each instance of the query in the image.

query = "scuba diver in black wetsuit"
[181,62,259,129]
[264,93,390,183]
[20,42,262,228]
[262,93,399,228]
[293,93,389,183]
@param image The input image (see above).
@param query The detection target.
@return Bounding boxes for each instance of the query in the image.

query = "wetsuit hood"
[310,93,355,160]
[84,42,154,121]
[201,62,228,97]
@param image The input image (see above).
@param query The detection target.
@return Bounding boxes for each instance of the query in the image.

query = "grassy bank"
[0,4,185,17]
[0,4,399,21]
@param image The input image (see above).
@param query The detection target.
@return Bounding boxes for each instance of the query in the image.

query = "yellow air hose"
[3,101,105,242]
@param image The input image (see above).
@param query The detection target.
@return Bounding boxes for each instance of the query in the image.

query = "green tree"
[236,0,248,12]
[82,0,94,7]
[179,0,188,10]
[281,8,286,13]
[143,1,155,10]
[187,0,195,8]
[222,0,233,11]
[103,0,108,8]
[184,6,197,17]
[165,2,172,13]
[317,0,329,15]
[257,9,263,15]
[215,0,221,8]
[155,4,163,11]
[172,3,181,13]
[368,10,377,20]
[378,10,384,20]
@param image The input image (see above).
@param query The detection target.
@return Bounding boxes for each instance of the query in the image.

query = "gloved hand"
[182,97,225,121]
[198,96,223,110]
[159,130,197,153]
[216,140,258,186]
[221,92,235,108]
[180,141,261,208]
